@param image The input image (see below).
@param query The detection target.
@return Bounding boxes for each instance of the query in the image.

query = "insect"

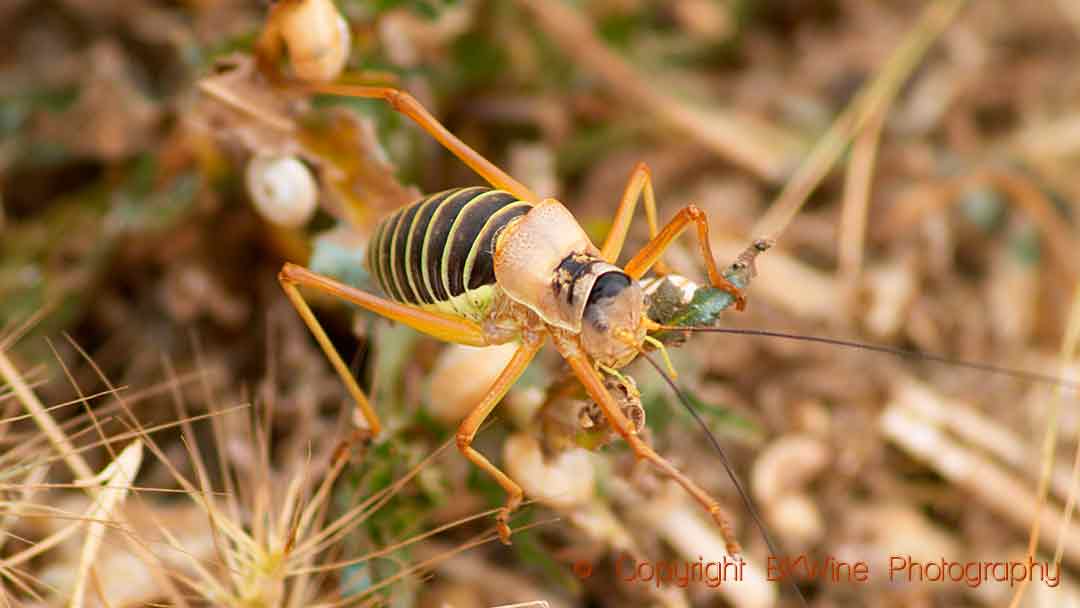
[277,83,755,551]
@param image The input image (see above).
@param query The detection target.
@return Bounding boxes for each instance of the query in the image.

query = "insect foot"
[496,490,524,545]
[708,503,742,557]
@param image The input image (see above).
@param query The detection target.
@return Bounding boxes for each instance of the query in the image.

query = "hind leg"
[279,262,487,436]
[299,84,538,203]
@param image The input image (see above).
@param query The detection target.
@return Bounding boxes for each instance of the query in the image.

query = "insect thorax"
[492,199,610,331]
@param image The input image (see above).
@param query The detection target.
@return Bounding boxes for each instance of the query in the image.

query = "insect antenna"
[656,326,1080,392]
[639,351,810,608]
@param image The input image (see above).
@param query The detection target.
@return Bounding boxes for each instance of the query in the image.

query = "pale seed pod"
[245,153,318,228]
[426,343,520,424]
[273,0,351,83]
[751,434,830,503]
[503,433,595,509]
[768,494,825,545]
[751,434,830,546]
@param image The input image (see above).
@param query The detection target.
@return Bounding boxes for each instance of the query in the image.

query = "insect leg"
[279,262,488,436]
[599,162,669,275]
[298,84,538,203]
[622,205,747,311]
[454,336,545,545]
[557,344,742,555]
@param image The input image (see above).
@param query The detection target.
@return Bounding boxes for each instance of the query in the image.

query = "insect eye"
[587,272,631,306]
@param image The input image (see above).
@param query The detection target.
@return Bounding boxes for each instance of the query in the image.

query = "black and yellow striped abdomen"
[366,187,532,321]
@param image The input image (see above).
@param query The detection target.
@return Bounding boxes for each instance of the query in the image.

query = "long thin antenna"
[639,351,809,608]
[658,326,1080,392]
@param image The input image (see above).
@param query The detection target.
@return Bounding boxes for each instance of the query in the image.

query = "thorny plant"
[0,315,524,606]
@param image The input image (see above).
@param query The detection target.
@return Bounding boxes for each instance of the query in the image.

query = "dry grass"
[0,319,504,606]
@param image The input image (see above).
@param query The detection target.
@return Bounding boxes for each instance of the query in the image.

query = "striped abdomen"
[366,187,532,321]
